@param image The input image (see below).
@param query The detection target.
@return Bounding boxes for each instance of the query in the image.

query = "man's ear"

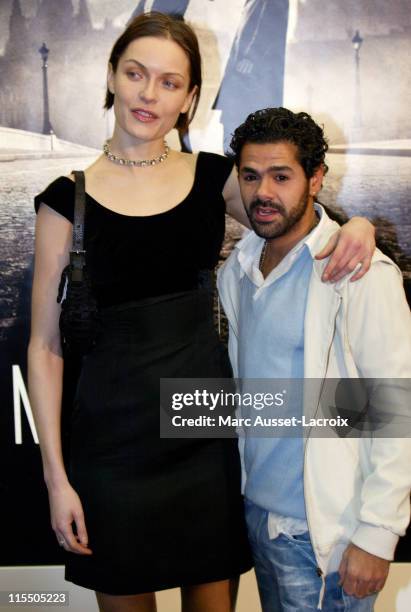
[107,62,115,95]
[309,164,325,197]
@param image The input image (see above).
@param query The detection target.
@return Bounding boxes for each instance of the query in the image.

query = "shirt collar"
[235,204,330,286]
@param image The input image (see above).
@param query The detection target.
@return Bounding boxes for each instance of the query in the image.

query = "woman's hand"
[49,482,92,555]
[315,217,376,283]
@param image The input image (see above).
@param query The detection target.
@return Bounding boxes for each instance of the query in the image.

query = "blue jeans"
[245,500,377,611]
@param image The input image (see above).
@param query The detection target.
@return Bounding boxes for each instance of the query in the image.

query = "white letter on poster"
[12,365,39,445]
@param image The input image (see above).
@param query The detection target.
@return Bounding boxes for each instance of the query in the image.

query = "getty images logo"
[12,365,39,445]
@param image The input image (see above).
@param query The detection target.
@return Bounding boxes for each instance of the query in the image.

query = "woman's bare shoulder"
[65,154,104,182]
[172,149,198,168]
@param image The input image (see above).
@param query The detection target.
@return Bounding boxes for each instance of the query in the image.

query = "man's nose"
[255,175,275,201]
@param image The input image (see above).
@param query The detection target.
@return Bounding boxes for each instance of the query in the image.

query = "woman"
[28,12,375,612]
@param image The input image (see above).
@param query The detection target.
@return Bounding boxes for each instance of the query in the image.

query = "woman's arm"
[223,165,251,229]
[223,166,376,282]
[314,217,375,282]
[28,204,92,555]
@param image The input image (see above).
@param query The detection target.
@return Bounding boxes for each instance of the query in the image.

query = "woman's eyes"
[163,80,178,90]
[125,72,178,89]
[126,71,142,80]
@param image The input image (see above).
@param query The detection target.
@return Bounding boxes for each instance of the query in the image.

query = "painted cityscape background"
[0,0,410,565]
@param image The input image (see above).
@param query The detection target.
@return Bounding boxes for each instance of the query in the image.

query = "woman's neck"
[108,126,167,161]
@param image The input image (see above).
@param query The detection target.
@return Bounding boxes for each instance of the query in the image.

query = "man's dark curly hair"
[230,107,329,178]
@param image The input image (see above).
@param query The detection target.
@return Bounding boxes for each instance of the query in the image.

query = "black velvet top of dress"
[34,152,234,307]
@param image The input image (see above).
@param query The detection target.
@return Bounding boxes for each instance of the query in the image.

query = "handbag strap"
[72,170,86,251]
[70,170,86,281]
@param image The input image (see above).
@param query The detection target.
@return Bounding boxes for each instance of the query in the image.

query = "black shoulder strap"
[70,170,86,281]
[72,170,86,251]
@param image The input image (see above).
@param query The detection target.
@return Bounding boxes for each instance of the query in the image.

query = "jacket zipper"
[303,295,341,586]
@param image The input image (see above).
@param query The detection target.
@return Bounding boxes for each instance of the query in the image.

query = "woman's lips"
[131,109,159,122]
[253,206,281,223]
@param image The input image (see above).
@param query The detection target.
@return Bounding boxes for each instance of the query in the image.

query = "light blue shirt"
[238,230,316,519]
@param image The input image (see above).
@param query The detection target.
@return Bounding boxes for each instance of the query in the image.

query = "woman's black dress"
[34,152,253,595]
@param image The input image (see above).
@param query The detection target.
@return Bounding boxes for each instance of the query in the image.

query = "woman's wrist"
[44,468,69,491]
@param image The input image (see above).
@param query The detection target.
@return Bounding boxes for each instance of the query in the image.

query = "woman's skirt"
[65,290,253,594]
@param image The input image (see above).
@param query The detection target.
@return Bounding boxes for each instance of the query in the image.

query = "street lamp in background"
[38,42,54,136]
[351,30,363,129]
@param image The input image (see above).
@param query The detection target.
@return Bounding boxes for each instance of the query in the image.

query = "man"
[217,107,411,610]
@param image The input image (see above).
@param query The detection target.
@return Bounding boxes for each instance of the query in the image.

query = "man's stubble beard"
[247,185,311,240]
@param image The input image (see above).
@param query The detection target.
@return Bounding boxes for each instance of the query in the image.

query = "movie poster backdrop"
[0,0,410,566]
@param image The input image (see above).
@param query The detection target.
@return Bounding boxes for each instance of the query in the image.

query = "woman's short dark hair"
[230,107,329,178]
[104,12,201,134]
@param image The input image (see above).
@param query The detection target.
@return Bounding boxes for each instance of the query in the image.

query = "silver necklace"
[103,140,170,167]
[259,240,267,271]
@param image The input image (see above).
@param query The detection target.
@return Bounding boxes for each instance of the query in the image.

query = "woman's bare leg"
[181,577,239,612]
[96,592,157,612]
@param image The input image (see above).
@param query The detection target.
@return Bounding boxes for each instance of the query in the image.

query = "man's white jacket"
[217,207,411,575]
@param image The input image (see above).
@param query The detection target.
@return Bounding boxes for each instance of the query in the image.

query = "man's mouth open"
[253,206,281,223]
